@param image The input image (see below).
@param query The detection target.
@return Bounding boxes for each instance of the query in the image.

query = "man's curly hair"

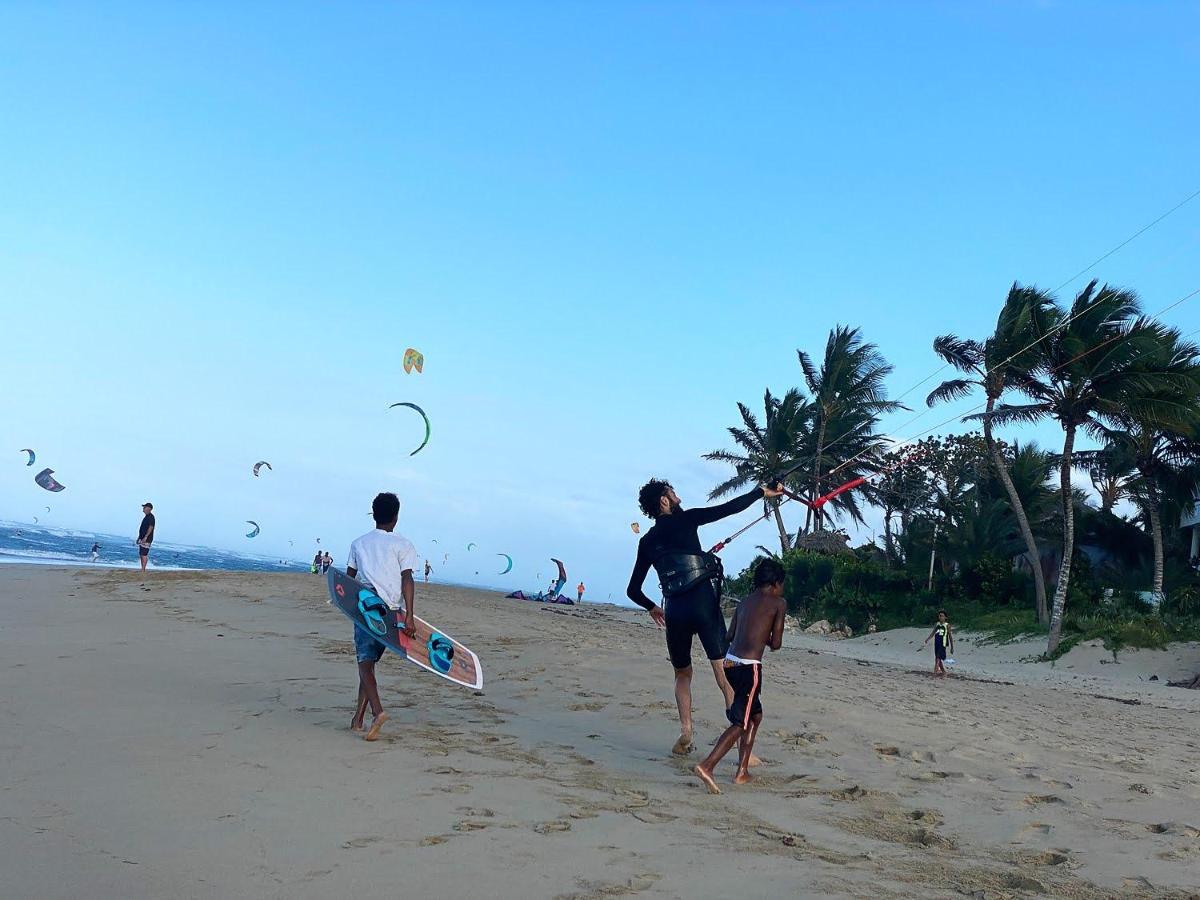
[638,478,673,520]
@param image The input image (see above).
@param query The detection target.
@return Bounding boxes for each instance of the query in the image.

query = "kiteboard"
[326,568,483,690]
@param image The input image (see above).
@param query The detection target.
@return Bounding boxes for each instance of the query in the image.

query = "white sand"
[3,565,1200,899]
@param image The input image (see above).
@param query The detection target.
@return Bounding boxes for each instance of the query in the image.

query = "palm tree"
[798,326,904,532]
[1078,329,1200,595]
[987,282,1192,653]
[926,284,1056,623]
[705,388,811,553]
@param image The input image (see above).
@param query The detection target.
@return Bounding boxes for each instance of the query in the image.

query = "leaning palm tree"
[987,282,1193,653]
[926,284,1057,623]
[705,388,811,553]
[798,326,904,532]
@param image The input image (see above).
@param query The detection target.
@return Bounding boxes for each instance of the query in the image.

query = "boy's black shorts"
[724,662,763,728]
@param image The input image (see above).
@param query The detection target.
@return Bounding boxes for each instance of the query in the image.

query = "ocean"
[0,521,307,573]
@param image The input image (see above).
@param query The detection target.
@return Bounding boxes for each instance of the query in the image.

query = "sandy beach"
[4,565,1200,899]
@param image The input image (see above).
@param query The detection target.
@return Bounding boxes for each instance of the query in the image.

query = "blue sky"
[2,1,1198,603]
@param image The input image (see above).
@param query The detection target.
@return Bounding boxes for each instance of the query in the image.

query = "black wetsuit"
[627,487,762,670]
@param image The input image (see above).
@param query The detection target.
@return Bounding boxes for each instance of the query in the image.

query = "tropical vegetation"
[710,280,1200,660]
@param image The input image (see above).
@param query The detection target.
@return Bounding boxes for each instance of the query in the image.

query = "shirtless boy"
[694,558,786,794]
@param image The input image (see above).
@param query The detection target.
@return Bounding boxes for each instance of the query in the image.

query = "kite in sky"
[20,448,35,466]
[245,520,260,538]
[467,542,477,551]
[497,553,513,575]
[34,468,65,492]
[253,461,272,477]
[402,348,425,374]
[630,522,640,534]
[389,402,431,456]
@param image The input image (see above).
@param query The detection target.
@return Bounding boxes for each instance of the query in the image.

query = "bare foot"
[671,732,694,756]
[748,754,763,768]
[694,764,721,794]
[733,770,753,786]
[350,721,365,733]
[364,712,389,741]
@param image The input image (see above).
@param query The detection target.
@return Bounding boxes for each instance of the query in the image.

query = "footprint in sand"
[568,702,607,712]
[419,834,452,846]
[342,836,384,849]
[452,820,490,832]
[456,807,495,818]
[874,745,900,757]
[533,820,572,834]
[630,809,676,824]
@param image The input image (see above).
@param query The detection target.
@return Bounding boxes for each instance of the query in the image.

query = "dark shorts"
[354,624,388,664]
[138,544,150,557]
[934,637,947,661]
[725,662,763,728]
[664,587,727,670]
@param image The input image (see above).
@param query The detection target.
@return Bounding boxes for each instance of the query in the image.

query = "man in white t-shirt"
[345,492,418,741]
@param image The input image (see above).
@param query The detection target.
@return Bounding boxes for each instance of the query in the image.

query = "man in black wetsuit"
[627,478,783,756]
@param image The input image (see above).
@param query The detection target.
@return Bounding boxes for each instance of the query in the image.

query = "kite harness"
[654,551,725,602]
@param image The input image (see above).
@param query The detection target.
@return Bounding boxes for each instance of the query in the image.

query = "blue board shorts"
[354,624,388,664]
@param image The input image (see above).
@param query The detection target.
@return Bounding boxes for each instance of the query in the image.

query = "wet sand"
[3,565,1199,898]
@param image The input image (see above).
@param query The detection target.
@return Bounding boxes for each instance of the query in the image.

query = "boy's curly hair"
[637,478,673,520]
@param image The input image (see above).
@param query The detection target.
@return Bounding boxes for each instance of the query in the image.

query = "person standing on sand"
[89,542,100,563]
[922,610,954,676]
[136,503,155,572]
[627,477,784,756]
[694,558,786,794]
[345,492,418,741]
[576,581,585,602]
[313,551,322,574]
[424,559,432,583]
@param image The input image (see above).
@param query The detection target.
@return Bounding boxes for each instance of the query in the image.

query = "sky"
[1,1,1198,604]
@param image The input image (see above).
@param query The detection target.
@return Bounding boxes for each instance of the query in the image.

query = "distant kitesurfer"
[89,542,100,563]
[345,492,418,741]
[627,477,783,756]
[922,610,954,676]
[577,581,586,602]
[424,559,432,583]
[137,503,155,573]
[694,558,786,794]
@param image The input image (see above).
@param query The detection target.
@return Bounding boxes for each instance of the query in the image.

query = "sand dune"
[3,565,1199,898]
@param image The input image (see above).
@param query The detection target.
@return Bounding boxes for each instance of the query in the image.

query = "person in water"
[922,610,954,676]
[89,542,100,563]
[136,503,155,573]
[345,492,418,741]
[627,477,784,755]
[694,558,786,794]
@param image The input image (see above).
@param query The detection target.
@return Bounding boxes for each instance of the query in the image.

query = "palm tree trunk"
[883,509,896,564]
[982,398,1048,624]
[772,500,791,554]
[1146,493,1164,597]
[809,418,828,533]
[1047,424,1077,655]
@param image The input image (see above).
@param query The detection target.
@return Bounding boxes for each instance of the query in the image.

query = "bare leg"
[710,659,735,709]
[734,713,762,784]
[357,660,388,740]
[672,666,694,754]
[139,553,148,573]
[350,681,368,731]
[694,723,745,794]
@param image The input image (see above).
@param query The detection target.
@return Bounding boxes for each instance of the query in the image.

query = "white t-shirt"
[346,529,419,611]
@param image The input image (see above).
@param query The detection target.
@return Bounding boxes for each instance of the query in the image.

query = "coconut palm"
[1077,329,1200,595]
[986,282,1194,653]
[926,284,1057,623]
[798,326,904,532]
[705,388,811,553]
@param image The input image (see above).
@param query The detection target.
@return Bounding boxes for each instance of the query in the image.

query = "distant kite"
[388,402,431,456]
[20,449,35,466]
[467,542,477,551]
[316,537,321,544]
[44,506,50,513]
[33,516,38,524]
[253,461,272,477]
[402,348,424,374]
[497,553,513,575]
[630,522,640,535]
[34,468,65,492]
[245,520,260,538]
[288,540,294,546]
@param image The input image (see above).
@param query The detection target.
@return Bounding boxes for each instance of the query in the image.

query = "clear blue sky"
[2,2,1197,603]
